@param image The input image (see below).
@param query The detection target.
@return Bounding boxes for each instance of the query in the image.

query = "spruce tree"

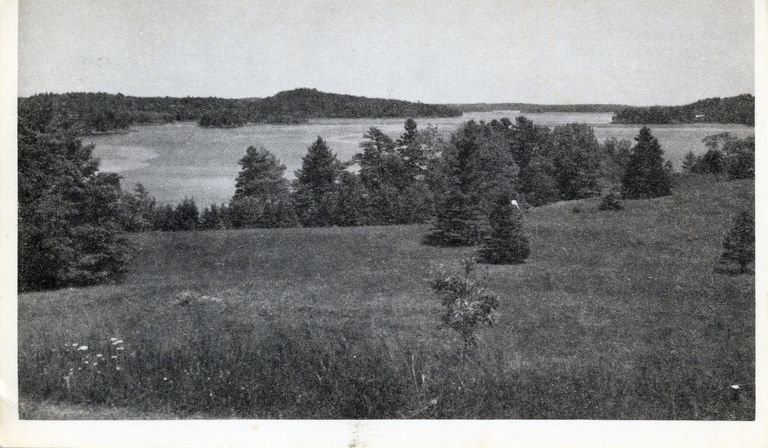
[621,127,672,199]
[477,194,530,264]
[423,122,484,246]
[18,123,132,290]
[424,184,480,246]
[293,137,343,227]
[719,210,754,274]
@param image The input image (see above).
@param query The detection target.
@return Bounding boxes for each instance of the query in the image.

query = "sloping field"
[18,175,754,419]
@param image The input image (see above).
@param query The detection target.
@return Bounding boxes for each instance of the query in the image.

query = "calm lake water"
[85,111,754,205]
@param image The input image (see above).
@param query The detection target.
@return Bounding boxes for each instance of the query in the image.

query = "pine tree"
[719,210,754,274]
[293,137,343,227]
[621,127,672,199]
[233,145,291,200]
[230,145,296,228]
[477,194,530,264]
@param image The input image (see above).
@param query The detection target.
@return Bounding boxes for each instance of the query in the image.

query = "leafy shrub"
[691,149,724,174]
[598,191,623,211]
[430,259,500,347]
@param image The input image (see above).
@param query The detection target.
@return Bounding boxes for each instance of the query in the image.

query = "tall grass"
[19,301,752,419]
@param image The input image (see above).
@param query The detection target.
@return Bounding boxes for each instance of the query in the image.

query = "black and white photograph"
[0,0,764,446]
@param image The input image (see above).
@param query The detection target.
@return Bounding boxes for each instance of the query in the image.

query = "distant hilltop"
[253,88,461,120]
[18,88,462,134]
[611,94,754,126]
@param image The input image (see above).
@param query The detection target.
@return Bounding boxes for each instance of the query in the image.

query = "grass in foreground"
[18,174,754,419]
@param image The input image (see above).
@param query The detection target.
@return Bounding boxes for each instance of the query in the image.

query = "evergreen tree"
[423,123,485,246]
[550,123,602,200]
[621,127,672,199]
[200,203,231,230]
[681,150,698,173]
[353,125,433,225]
[518,156,559,206]
[233,145,291,200]
[395,118,427,178]
[724,136,755,179]
[333,172,370,226]
[293,137,344,227]
[171,197,199,231]
[151,204,176,231]
[423,181,480,246]
[477,194,530,264]
[718,210,754,274]
[230,145,296,228]
[18,124,131,290]
[118,183,156,232]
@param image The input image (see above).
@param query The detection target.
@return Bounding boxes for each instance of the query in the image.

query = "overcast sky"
[18,0,754,105]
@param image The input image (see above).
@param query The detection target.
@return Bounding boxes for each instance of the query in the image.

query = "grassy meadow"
[18,174,754,419]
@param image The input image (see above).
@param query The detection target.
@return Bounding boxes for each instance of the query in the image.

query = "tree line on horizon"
[17,89,462,135]
[612,94,754,126]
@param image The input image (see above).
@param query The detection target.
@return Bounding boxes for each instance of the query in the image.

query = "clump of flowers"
[60,336,127,391]
[430,258,500,348]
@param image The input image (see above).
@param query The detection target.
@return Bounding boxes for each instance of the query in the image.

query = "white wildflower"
[112,339,123,345]
[96,354,103,358]
[731,384,741,390]
[77,345,88,351]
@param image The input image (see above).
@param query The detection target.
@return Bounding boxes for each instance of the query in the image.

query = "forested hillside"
[452,103,626,113]
[255,88,461,121]
[612,94,754,125]
[18,89,461,134]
